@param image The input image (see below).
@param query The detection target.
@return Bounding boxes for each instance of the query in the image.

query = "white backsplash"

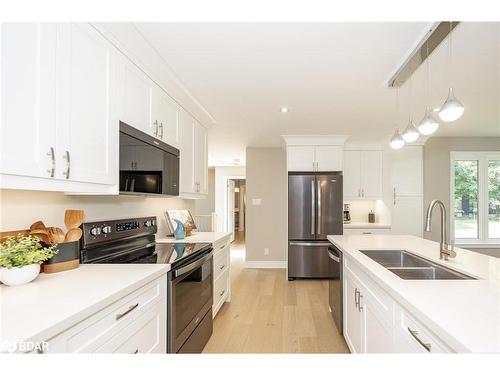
[344,199,390,224]
[0,189,195,237]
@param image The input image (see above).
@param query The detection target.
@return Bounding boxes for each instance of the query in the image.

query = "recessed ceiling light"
[280,107,289,113]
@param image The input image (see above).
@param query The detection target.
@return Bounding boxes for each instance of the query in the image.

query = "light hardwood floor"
[203,235,349,353]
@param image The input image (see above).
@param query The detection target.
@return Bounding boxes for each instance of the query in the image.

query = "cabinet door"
[1,23,57,179]
[179,108,195,194]
[390,146,423,196]
[344,273,363,353]
[343,151,361,198]
[360,150,383,199]
[123,62,152,135]
[287,146,315,171]
[56,23,117,184]
[193,121,208,194]
[315,146,343,171]
[152,86,179,147]
[363,300,393,353]
[392,196,423,237]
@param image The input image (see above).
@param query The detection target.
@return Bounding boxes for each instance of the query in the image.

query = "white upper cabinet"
[151,84,179,147]
[287,145,343,172]
[390,145,423,196]
[122,62,152,135]
[287,146,316,171]
[179,108,208,198]
[343,149,383,199]
[56,24,118,185]
[193,120,208,194]
[1,23,57,179]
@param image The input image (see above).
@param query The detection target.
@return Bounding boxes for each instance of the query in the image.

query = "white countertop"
[327,234,500,353]
[0,264,168,347]
[156,231,231,244]
[343,222,391,229]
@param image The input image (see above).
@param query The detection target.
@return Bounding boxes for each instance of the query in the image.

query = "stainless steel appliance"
[119,122,180,197]
[288,172,343,279]
[80,217,213,353]
[343,203,351,224]
[328,245,343,334]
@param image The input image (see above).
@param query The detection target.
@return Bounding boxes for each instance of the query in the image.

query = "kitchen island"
[327,234,500,353]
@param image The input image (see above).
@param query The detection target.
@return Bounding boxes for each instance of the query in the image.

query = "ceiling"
[135,22,500,166]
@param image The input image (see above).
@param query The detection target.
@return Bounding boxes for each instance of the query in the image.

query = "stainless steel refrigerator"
[288,172,343,279]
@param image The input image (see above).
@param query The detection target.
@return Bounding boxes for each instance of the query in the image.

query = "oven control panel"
[81,216,157,246]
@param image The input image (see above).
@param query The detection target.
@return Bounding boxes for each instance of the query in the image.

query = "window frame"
[450,151,500,245]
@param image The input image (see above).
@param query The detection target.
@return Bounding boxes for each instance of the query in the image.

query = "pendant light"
[402,76,420,143]
[439,22,464,122]
[418,42,439,135]
[390,87,405,149]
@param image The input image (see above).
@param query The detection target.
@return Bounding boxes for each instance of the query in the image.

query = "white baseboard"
[244,261,287,269]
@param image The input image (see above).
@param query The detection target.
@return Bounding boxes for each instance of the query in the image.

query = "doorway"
[226,178,246,249]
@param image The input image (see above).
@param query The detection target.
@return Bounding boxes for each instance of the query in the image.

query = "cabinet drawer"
[213,269,229,307]
[95,302,165,353]
[213,236,231,254]
[214,247,229,280]
[395,305,452,353]
[47,275,166,353]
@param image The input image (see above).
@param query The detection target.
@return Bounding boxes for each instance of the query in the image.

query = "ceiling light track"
[388,21,460,88]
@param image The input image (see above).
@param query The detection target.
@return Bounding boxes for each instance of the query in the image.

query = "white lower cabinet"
[46,275,166,353]
[343,257,452,353]
[212,235,231,317]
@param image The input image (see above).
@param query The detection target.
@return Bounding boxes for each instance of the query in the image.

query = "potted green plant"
[0,235,57,286]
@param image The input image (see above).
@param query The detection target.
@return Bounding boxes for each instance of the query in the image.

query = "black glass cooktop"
[154,242,212,267]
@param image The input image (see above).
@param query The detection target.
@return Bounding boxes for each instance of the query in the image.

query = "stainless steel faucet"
[424,199,456,260]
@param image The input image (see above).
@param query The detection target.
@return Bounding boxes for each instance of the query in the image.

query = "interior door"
[288,174,316,240]
[226,179,235,242]
[316,174,343,239]
[1,23,57,179]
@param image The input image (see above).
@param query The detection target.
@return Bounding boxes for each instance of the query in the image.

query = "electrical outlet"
[264,248,269,256]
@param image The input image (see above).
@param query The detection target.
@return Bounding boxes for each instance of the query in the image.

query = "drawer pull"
[219,290,225,297]
[362,232,372,235]
[407,328,431,352]
[220,245,225,250]
[219,264,225,270]
[132,349,139,354]
[116,303,139,321]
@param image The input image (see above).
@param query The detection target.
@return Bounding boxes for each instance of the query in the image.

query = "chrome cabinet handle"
[219,264,225,270]
[219,290,225,297]
[46,147,55,177]
[358,293,363,312]
[160,123,164,139]
[62,151,70,179]
[393,187,396,205]
[361,188,364,197]
[132,349,139,354]
[407,328,431,352]
[154,120,158,136]
[116,303,139,320]
[354,288,359,308]
[358,188,360,197]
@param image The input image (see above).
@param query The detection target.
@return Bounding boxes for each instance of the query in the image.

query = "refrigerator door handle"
[311,179,315,235]
[317,180,321,235]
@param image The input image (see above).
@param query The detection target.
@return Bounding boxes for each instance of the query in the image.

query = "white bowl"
[0,264,40,286]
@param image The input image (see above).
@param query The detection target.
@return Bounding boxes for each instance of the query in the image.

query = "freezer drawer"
[288,241,335,279]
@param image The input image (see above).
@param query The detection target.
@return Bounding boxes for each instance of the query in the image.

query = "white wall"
[214,166,245,232]
[0,189,195,238]
[245,148,287,263]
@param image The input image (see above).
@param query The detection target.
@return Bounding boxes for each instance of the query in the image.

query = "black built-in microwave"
[119,121,179,197]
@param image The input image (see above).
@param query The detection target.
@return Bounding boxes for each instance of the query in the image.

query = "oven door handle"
[174,252,212,278]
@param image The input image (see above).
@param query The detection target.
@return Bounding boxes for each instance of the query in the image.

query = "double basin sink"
[360,250,476,280]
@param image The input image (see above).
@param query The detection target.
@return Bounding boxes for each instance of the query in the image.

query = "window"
[451,152,500,244]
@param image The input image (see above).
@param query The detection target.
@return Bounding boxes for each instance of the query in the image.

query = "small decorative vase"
[0,263,40,287]
[173,219,186,240]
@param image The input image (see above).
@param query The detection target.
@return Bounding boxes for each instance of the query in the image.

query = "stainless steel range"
[80,217,213,353]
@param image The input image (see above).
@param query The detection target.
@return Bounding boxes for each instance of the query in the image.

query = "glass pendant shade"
[389,129,405,149]
[418,107,439,135]
[402,118,419,143]
[438,87,464,122]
